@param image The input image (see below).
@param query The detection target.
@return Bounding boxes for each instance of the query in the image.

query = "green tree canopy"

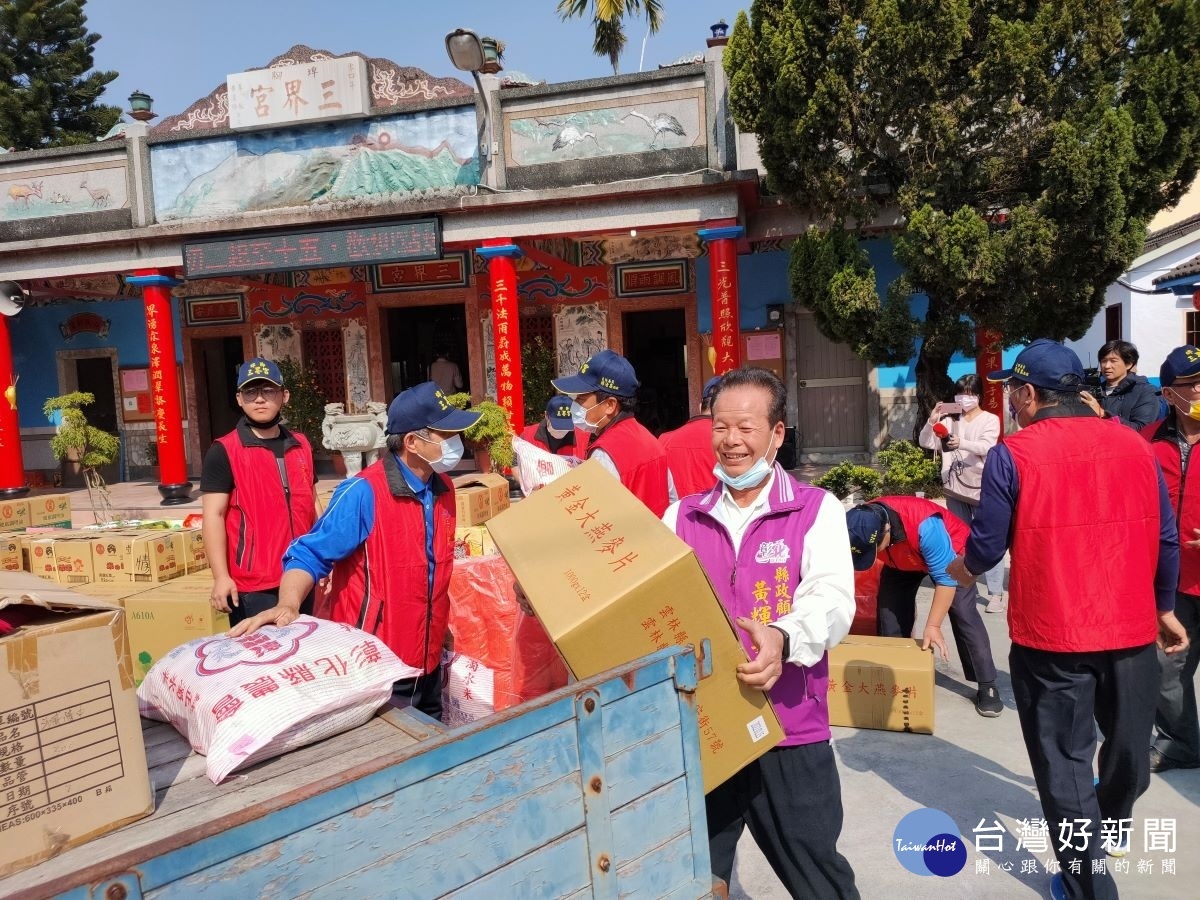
[726,0,1200,410]
[557,0,665,74]
[0,0,120,148]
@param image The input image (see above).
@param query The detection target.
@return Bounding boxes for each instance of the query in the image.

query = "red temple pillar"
[477,239,524,431]
[976,326,1004,439]
[0,312,28,497]
[128,270,192,504]
[698,224,745,374]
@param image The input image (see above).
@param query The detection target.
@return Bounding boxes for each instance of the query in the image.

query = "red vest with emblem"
[325,457,457,673]
[877,494,968,573]
[590,415,670,516]
[520,422,586,458]
[215,427,316,592]
[659,416,717,498]
[1143,416,1200,595]
[1007,417,1160,652]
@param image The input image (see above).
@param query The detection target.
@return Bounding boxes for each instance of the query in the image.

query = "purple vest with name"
[675,467,830,746]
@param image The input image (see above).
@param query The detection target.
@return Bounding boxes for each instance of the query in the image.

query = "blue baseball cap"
[702,375,723,403]
[1160,345,1200,387]
[386,382,481,436]
[846,504,889,571]
[552,349,640,398]
[545,395,573,423]
[237,357,283,390]
[987,339,1085,392]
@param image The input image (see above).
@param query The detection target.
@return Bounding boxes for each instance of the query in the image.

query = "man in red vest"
[552,349,670,516]
[948,339,1187,900]
[659,375,721,500]
[230,381,481,720]
[202,357,317,627]
[845,495,1001,717]
[519,394,587,458]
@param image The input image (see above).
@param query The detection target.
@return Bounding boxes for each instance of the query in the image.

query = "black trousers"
[1010,642,1159,900]
[1154,592,1200,766]
[391,666,444,722]
[706,742,859,900]
[226,587,314,627]
[876,567,997,684]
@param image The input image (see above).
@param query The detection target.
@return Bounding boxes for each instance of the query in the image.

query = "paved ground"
[48,477,1200,899]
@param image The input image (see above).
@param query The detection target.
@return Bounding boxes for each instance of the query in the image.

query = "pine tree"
[726,1,1200,416]
[0,0,121,149]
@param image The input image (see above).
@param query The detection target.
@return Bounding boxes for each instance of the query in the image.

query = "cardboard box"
[452,473,511,526]
[72,579,150,604]
[0,499,29,532]
[25,536,93,585]
[453,524,499,558]
[826,635,935,734]
[123,589,229,684]
[0,572,154,876]
[0,533,22,572]
[170,527,208,574]
[116,532,181,584]
[26,494,71,529]
[486,460,783,793]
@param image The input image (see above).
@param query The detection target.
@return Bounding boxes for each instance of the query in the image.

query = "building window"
[1105,304,1122,341]
[1187,311,1200,347]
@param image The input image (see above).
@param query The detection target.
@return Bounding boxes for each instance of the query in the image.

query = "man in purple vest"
[948,340,1187,900]
[663,367,859,899]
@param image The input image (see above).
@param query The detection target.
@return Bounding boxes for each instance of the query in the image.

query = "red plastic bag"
[447,555,569,712]
[851,560,882,635]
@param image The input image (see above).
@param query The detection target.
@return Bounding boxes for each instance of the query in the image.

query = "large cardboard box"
[0,499,29,532]
[170,527,208,574]
[826,635,935,734]
[0,572,154,876]
[486,460,784,793]
[26,494,71,529]
[111,532,181,585]
[123,589,229,684]
[452,473,511,526]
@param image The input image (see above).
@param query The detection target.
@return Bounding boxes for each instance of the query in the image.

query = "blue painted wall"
[9,298,183,428]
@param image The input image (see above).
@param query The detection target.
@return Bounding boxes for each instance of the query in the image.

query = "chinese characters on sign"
[227,56,371,129]
[554,481,641,579]
[486,250,524,428]
[966,816,1178,878]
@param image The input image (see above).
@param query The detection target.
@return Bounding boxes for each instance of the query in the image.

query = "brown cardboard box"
[453,524,499,558]
[0,499,29,532]
[0,572,154,876]
[121,532,181,584]
[486,460,783,793]
[89,534,131,584]
[73,580,150,604]
[26,494,71,529]
[123,588,229,684]
[825,635,935,734]
[25,536,93,585]
[170,527,207,574]
[452,473,511,526]
[0,533,22,572]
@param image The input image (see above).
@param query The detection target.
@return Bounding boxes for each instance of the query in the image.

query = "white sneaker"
[1103,835,1130,858]
[985,594,1007,614]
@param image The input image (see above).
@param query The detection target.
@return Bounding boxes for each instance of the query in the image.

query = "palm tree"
[556,0,665,75]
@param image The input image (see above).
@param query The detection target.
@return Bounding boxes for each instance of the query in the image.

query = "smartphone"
[939,402,963,415]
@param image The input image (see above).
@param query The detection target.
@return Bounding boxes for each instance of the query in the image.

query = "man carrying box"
[662,367,859,899]
[844,496,1002,717]
[230,382,480,720]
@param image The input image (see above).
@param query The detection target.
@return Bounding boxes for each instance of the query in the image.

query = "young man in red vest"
[519,394,587,458]
[552,349,670,516]
[202,357,317,627]
[230,381,481,720]
[846,495,1002,717]
[948,339,1187,900]
[659,375,721,500]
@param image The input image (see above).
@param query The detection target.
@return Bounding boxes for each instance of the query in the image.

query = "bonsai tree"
[446,393,515,469]
[276,357,327,445]
[42,391,120,523]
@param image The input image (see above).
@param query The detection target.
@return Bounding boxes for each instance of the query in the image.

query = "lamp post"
[445,28,495,169]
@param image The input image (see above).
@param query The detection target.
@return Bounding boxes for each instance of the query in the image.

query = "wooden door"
[796,312,868,452]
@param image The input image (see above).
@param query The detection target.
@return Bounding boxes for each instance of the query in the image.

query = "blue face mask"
[418,433,464,473]
[713,452,775,491]
[570,400,603,434]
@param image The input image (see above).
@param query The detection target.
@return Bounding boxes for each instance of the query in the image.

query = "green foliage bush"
[813,461,881,500]
[277,358,327,445]
[878,440,942,497]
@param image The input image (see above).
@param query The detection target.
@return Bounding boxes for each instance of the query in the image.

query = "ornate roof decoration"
[658,53,704,69]
[500,70,546,89]
[154,45,473,135]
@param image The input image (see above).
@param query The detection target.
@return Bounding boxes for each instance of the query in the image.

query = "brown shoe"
[1150,747,1200,773]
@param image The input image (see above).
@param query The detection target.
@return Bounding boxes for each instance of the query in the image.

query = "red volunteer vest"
[215,427,316,592]
[877,494,968,573]
[659,416,717,498]
[1144,416,1200,595]
[325,456,457,673]
[589,414,670,516]
[520,421,586,459]
[1007,417,1160,652]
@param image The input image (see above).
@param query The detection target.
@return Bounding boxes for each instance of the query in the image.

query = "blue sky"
[87,1,743,121]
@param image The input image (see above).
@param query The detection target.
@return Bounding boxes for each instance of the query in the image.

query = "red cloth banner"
[976,327,1004,439]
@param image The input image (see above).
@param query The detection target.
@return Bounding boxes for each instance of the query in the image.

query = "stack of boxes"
[451,473,510,557]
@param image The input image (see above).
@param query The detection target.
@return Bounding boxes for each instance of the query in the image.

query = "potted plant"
[521,336,558,424]
[277,356,329,441]
[446,393,514,472]
[42,391,121,524]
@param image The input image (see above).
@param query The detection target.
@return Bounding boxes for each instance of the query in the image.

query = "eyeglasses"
[239,386,280,401]
[1170,381,1200,395]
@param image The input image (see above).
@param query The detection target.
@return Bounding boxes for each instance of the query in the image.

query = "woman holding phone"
[918,374,1006,612]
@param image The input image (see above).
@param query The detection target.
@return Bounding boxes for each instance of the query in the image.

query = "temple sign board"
[227,56,371,130]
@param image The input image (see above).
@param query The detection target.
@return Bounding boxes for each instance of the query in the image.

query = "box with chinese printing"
[121,532,182,584]
[0,499,30,532]
[0,571,153,876]
[26,494,71,529]
[0,532,22,572]
[26,536,93,585]
[486,459,784,793]
[453,524,499,558]
[170,527,207,574]
[452,473,511,526]
[826,635,934,734]
[123,588,230,685]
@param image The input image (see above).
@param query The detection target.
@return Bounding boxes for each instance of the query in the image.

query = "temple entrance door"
[621,308,687,435]
[796,311,868,452]
[191,336,243,451]
[385,304,468,399]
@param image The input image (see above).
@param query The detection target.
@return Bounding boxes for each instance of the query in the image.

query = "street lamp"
[445,28,495,167]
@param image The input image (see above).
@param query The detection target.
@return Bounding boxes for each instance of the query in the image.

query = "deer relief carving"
[80,177,110,208]
[7,181,42,207]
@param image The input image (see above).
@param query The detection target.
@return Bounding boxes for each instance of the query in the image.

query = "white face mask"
[570,399,604,434]
[954,394,979,412]
[416,433,463,473]
[713,450,776,491]
[546,426,570,439]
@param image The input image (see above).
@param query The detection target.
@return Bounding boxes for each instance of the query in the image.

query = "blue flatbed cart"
[0,646,719,899]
